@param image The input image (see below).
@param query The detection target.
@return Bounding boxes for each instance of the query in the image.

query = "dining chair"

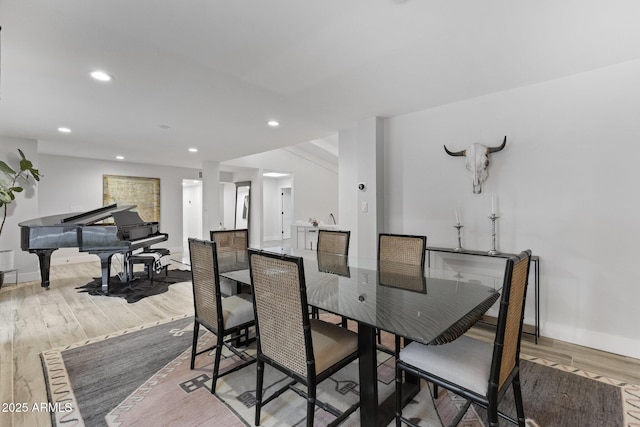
[395,249,532,427]
[317,229,350,255]
[210,229,249,296]
[314,229,351,324]
[210,228,248,249]
[378,233,426,266]
[377,233,427,353]
[188,238,255,394]
[248,249,360,427]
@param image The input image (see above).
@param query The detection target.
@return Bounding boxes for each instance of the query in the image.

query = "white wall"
[352,59,640,359]
[35,154,199,273]
[339,127,359,255]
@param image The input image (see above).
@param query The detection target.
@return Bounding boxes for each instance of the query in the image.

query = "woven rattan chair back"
[210,229,248,250]
[317,230,350,255]
[492,250,532,390]
[189,238,222,332]
[249,251,311,378]
[378,233,426,266]
[211,229,248,268]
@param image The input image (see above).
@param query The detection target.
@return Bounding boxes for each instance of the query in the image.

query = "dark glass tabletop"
[221,247,501,346]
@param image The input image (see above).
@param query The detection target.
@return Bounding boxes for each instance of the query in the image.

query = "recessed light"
[263,172,289,178]
[116,155,124,160]
[267,120,280,127]
[58,127,71,133]
[188,148,198,153]
[90,70,113,82]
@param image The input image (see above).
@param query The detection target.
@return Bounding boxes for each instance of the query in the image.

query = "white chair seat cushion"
[221,293,254,329]
[310,319,358,374]
[399,335,492,395]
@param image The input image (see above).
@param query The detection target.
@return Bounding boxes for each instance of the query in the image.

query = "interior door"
[281,187,292,239]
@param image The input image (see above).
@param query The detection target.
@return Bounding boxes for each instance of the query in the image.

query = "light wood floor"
[1,260,639,427]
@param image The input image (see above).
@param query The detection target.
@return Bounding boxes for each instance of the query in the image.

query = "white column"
[338,117,384,259]
[201,161,220,239]
[356,117,384,260]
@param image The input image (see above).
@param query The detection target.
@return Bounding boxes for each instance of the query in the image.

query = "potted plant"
[0,149,42,285]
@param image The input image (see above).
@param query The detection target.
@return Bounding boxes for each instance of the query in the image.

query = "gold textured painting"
[103,175,160,222]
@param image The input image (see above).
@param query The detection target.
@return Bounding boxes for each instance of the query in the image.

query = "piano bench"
[129,249,170,282]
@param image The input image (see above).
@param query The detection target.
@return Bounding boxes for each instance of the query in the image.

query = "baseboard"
[544,321,640,360]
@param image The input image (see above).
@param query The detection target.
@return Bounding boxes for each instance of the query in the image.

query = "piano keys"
[19,203,168,292]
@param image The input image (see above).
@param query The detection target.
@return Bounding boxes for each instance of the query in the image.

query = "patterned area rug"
[107,327,440,427]
[40,317,639,427]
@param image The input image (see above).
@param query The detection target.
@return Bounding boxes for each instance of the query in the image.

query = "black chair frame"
[188,238,255,394]
[395,250,532,427]
[249,249,360,427]
[377,233,427,355]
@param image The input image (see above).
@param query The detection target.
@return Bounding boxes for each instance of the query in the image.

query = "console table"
[426,246,540,343]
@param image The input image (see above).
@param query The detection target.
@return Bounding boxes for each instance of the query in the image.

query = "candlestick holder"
[453,223,464,251]
[488,214,500,255]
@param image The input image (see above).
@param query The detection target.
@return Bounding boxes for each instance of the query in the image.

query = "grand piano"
[19,203,168,292]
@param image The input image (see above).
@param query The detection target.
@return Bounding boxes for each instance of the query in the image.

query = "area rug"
[76,269,192,303]
[41,317,640,427]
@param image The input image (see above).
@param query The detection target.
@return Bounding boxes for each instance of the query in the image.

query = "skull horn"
[486,136,507,154]
[443,145,466,156]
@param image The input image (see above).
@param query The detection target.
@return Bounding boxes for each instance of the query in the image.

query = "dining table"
[217,246,502,427]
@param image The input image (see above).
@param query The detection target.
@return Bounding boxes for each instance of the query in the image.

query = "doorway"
[182,179,202,252]
[281,187,292,240]
[262,172,292,245]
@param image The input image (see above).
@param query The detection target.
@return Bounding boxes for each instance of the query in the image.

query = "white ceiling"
[1,0,639,169]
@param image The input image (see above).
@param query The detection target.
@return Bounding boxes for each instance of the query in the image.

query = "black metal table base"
[358,323,420,426]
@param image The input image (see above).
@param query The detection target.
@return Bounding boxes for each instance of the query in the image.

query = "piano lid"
[19,203,137,227]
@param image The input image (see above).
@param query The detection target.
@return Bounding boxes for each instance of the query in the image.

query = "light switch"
[361,202,368,213]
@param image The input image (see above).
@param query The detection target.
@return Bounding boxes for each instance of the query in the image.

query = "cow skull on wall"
[443,136,507,194]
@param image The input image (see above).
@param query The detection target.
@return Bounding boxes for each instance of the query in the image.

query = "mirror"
[234,181,251,231]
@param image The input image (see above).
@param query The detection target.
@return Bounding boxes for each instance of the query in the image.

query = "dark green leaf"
[0,160,17,176]
[20,159,34,171]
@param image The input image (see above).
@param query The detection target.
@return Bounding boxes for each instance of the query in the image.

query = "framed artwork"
[103,175,160,222]
[234,181,250,229]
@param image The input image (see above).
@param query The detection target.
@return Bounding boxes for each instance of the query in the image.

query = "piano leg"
[32,249,56,289]
[96,252,115,293]
[123,252,134,283]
